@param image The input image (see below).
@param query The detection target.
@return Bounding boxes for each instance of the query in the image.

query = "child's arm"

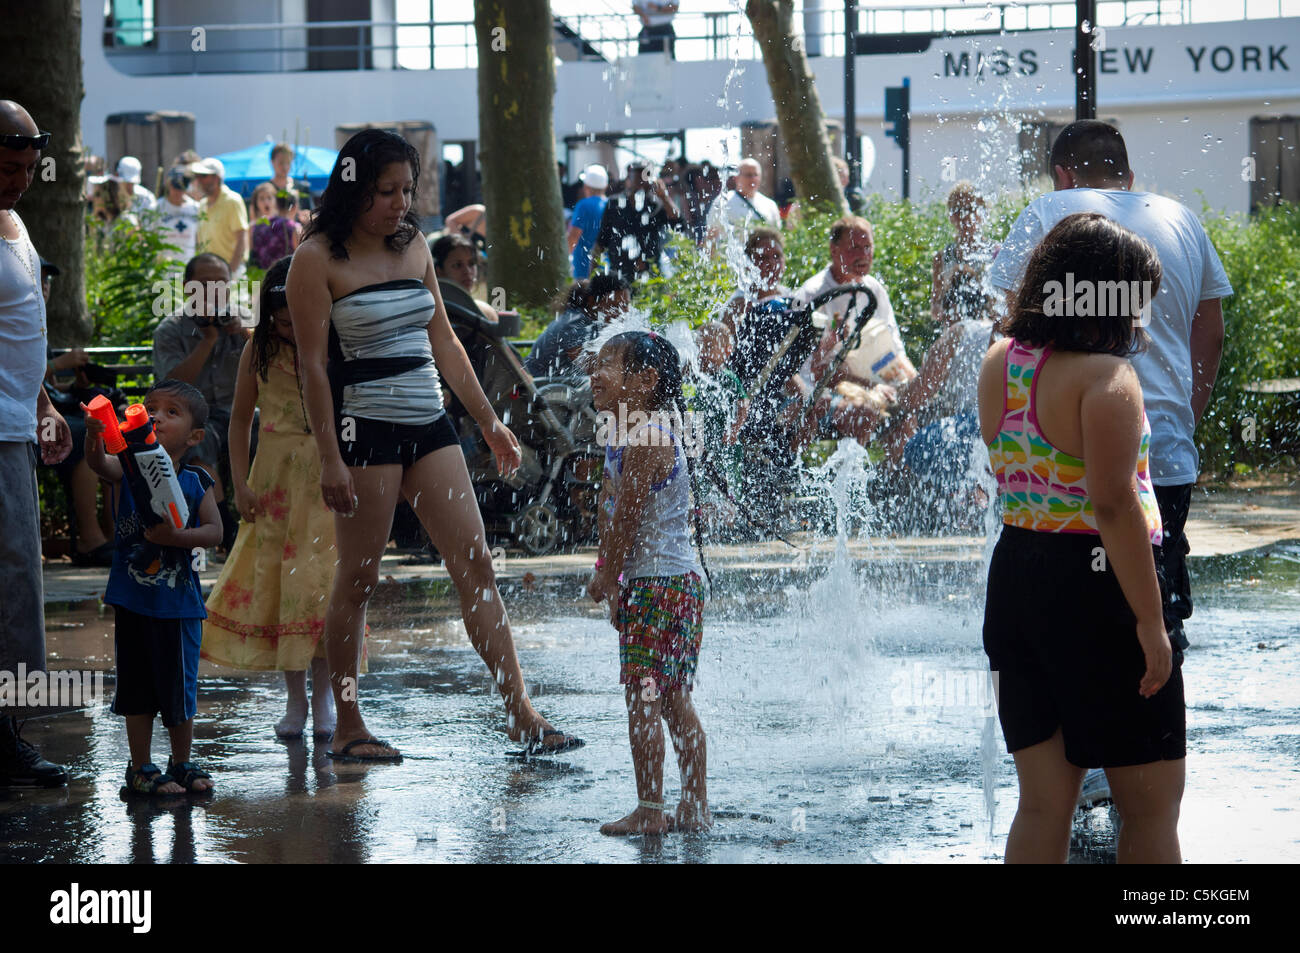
[1081,361,1170,699]
[228,340,260,522]
[83,415,124,483]
[143,485,223,551]
[588,442,673,607]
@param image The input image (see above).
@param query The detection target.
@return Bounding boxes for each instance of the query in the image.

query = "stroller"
[708,284,878,534]
[438,280,603,554]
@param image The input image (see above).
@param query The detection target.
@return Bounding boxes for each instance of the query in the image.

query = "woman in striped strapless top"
[977,213,1184,864]
[288,129,582,764]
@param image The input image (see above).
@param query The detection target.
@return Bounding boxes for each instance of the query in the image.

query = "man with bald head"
[705,157,780,256]
[0,100,72,787]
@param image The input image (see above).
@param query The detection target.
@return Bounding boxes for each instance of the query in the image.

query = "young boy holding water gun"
[85,379,222,796]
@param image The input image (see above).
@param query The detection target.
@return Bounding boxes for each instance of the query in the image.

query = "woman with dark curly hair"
[288,129,582,762]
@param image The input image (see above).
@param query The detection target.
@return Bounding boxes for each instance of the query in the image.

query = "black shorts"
[110,606,202,728]
[982,525,1186,768]
[336,413,460,469]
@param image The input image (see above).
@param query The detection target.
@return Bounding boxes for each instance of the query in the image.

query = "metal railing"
[97,0,1276,76]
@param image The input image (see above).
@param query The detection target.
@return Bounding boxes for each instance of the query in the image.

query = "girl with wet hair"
[587,330,712,836]
[288,128,582,762]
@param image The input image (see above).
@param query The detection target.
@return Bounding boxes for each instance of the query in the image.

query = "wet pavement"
[5,523,1300,864]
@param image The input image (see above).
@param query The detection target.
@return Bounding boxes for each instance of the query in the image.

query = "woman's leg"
[1005,728,1085,863]
[309,654,336,736]
[324,463,404,757]
[663,686,711,831]
[400,446,576,747]
[600,684,669,835]
[276,670,308,737]
[1107,759,1184,864]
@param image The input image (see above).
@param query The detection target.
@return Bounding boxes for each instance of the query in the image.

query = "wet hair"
[251,256,293,383]
[183,252,230,284]
[829,215,873,246]
[274,189,297,214]
[1005,212,1159,356]
[302,128,423,260]
[946,181,986,216]
[431,231,476,271]
[553,273,630,315]
[146,379,209,430]
[604,330,711,594]
[744,226,783,259]
[1050,120,1131,183]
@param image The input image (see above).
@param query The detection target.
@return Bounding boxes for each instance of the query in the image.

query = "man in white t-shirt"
[0,99,71,788]
[155,166,201,263]
[113,156,157,215]
[793,215,917,390]
[988,120,1232,666]
[633,1,679,57]
[706,157,780,257]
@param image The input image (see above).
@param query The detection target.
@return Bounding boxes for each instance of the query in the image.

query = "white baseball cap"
[114,156,142,184]
[189,157,225,178]
[578,164,609,190]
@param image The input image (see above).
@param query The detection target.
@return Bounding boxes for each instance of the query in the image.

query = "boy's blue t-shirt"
[104,465,212,619]
[570,194,607,278]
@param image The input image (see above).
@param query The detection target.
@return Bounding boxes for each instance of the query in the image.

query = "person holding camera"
[152,253,251,550]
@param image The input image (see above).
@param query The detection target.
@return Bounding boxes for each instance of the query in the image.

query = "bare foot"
[600,807,670,836]
[276,698,308,738]
[673,800,713,833]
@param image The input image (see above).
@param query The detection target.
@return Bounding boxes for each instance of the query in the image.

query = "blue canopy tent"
[210,141,339,199]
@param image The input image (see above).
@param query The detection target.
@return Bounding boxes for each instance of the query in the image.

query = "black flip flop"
[326,736,403,763]
[510,729,585,759]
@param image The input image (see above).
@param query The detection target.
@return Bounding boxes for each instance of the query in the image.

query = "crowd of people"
[1,97,1235,860]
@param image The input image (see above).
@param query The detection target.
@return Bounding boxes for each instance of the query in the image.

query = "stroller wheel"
[516,502,561,556]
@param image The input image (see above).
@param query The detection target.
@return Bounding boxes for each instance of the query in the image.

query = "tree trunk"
[0,0,90,344]
[746,0,847,215]
[474,0,569,309]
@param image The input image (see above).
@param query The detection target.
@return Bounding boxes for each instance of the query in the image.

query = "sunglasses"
[0,131,51,151]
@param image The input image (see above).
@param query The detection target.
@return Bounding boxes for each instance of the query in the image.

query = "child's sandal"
[124,763,177,797]
[166,757,213,793]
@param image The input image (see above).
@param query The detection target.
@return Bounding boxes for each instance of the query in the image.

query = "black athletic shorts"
[336,413,460,469]
[110,606,202,728]
[982,525,1186,768]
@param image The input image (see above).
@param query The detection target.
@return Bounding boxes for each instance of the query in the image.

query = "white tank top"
[603,417,702,582]
[0,210,47,443]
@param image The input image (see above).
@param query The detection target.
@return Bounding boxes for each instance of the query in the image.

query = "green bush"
[1197,202,1300,476]
[84,211,184,346]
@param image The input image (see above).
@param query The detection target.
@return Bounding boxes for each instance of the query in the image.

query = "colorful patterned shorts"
[617,572,704,693]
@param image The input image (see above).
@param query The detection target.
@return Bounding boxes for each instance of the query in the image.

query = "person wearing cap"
[191,157,249,277]
[566,164,609,279]
[591,160,680,283]
[113,156,156,215]
[156,167,200,263]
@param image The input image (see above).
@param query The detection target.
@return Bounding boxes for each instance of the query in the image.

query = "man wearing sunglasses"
[0,99,71,788]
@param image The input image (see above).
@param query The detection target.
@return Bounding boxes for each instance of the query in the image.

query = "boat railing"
[98,0,1279,76]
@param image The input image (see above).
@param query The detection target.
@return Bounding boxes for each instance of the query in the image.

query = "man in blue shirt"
[568,165,609,279]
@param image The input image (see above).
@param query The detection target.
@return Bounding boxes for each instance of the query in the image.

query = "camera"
[193,310,239,328]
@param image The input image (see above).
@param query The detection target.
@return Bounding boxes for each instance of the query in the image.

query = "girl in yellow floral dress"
[202,256,364,740]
